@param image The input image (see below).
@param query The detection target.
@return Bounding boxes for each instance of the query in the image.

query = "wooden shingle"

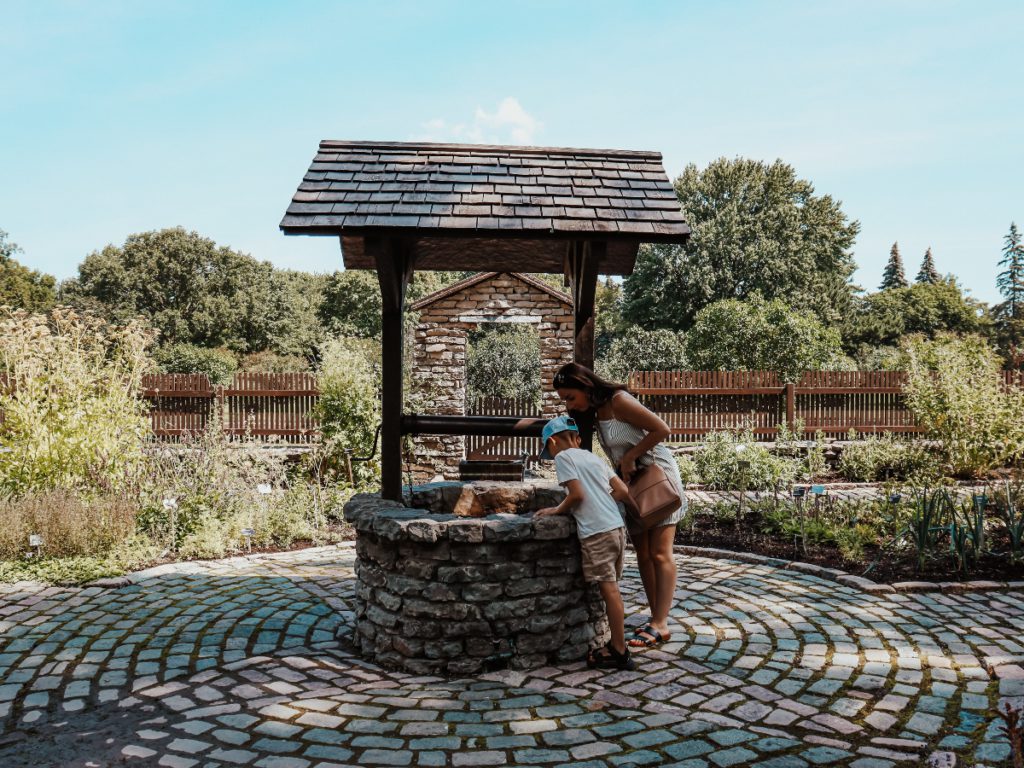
[280,140,690,274]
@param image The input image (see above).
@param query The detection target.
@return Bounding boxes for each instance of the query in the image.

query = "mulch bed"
[676,515,1024,584]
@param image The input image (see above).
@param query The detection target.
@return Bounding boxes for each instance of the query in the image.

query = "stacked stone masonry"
[344,481,609,676]
[409,272,574,481]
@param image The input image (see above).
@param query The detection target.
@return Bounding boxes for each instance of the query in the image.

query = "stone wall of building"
[408,273,574,481]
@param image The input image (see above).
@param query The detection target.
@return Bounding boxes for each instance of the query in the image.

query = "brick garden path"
[1,545,1022,768]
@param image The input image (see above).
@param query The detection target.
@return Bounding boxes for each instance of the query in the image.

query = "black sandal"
[586,641,636,671]
[628,624,668,649]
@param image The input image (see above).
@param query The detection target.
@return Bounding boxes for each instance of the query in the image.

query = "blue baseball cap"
[539,416,579,460]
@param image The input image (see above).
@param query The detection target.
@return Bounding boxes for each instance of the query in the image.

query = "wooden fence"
[628,370,1024,439]
[6,369,1024,444]
[465,396,542,462]
[143,372,319,442]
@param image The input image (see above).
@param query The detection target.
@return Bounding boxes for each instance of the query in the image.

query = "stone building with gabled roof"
[407,271,573,480]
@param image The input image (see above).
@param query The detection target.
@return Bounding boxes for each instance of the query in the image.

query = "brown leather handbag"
[627,464,681,530]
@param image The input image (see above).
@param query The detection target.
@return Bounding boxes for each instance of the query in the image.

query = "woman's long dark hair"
[552,363,629,415]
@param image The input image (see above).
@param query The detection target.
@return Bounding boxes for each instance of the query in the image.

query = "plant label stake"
[241,528,255,553]
[736,459,751,519]
[28,534,42,559]
[792,486,807,553]
[163,498,178,552]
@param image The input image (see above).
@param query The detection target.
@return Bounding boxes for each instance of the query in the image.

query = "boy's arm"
[536,479,585,517]
[609,475,639,517]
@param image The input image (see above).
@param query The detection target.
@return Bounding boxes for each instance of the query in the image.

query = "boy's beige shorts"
[579,527,626,583]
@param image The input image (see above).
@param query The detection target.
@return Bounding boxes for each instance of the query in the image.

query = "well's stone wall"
[344,481,608,676]
[408,273,574,481]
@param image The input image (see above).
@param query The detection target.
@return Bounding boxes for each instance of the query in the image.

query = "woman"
[552,362,686,649]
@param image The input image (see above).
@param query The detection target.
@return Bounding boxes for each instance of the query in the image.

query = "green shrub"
[153,342,238,384]
[835,524,877,561]
[693,429,798,490]
[903,333,1024,476]
[685,295,844,381]
[0,309,153,497]
[599,327,688,382]
[838,432,936,482]
[239,349,310,373]
[466,323,540,404]
[315,337,381,487]
[138,414,287,552]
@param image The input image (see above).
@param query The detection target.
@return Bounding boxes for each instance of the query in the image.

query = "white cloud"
[415,97,542,145]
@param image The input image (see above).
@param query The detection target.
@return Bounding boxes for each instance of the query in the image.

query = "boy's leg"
[597,580,626,654]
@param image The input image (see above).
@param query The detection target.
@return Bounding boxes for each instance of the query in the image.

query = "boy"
[535,415,637,671]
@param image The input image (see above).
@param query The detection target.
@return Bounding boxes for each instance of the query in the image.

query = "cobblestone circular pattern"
[1,545,1023,767]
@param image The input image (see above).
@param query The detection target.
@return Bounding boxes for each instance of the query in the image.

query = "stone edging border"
[9,539,1019,595]
[73,542,359,589]
[674,544,1024,594]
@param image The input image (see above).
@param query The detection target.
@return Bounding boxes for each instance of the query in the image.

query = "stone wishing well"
[343,480,609,676]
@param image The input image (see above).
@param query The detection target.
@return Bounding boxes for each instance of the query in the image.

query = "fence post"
[784,381,796,432]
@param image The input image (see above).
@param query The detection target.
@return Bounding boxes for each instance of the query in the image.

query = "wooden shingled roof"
[280,140,690,275]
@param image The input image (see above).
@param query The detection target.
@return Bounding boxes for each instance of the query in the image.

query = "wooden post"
[785,381,796,433]
[372,236,415,502]
[566,240,602,449]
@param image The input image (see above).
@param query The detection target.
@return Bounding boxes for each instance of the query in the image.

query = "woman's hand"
[619,454,637,483]
[534,506,559,517]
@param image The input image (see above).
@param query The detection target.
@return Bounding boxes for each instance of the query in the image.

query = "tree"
[880,242,908,290]
[0,229,56,312]
[599,328,687,382]
[995,223,1024,362]
[318,269,464,340]
[916,247,940,284]
[844,279,990,352]
[997,223,1024,319]
[684,295,844,381]
[61,228,274,351]
[60,228,330,359]
[594,277,627,359]
[621,157,860,331]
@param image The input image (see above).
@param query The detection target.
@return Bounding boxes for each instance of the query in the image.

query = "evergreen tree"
[916,247,940,284]
[997,222,1024,318]
[995,222,1024,359]
[880,242,908,290]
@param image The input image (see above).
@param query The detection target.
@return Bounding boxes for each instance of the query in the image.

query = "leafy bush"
[153,342,238,384]
[315,337,381,487]
[239,349,310,373]
[903,333,1024,476]
[692,428,799,490]
[466,323,541,404]
[838,432,937,482]
[599,327,688,382]
[685,294,844,381]
[0,309,153,497]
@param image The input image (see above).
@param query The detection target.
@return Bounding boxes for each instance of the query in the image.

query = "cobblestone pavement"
[1,545,1023,768]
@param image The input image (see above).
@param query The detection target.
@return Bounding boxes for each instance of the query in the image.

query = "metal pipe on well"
[401,414,545,437]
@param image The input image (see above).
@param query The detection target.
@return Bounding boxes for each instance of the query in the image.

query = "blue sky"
[2,0,1022,304]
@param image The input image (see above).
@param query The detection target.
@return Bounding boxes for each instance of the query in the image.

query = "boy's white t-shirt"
[553,447,625,539]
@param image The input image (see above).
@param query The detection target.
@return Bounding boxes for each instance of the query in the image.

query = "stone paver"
[0,542,1022,766]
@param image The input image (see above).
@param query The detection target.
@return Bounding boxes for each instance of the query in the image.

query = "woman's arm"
[611,392,672,480]
[609,475,639,517]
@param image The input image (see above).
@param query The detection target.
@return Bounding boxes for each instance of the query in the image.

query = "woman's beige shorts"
[579,527,626,583]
